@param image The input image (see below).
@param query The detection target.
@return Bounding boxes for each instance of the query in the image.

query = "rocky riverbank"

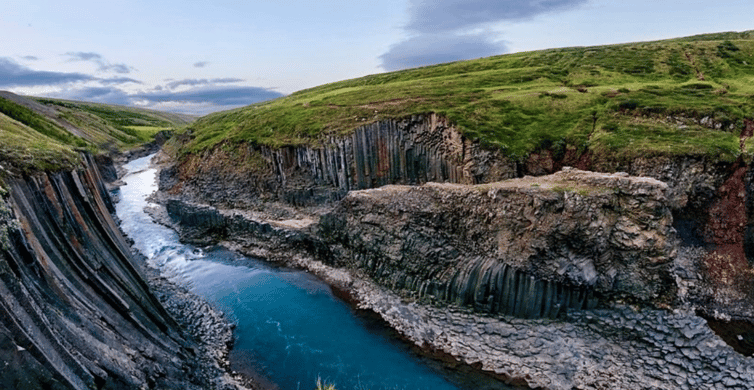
[134,255,250,390]
[152,195,754,389]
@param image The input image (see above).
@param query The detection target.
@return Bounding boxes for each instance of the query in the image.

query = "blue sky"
[1,0,752,115]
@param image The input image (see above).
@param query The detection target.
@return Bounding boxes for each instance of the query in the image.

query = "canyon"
[1,111,753,389]
[4,31,754,390]
[156,114,754,389]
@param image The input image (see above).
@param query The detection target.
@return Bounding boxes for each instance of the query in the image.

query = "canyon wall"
[168,114,516,208]
[162,167,678,316]
[163,114,754,314]
[161,114,754,320]
[156,112,754,388]
[160,168,754,390]
[318,168,677,317]
[0,155,234,390]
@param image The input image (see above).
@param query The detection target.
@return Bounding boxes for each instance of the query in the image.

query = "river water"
[115,154,507,390]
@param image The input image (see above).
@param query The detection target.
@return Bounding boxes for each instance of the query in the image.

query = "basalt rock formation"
[161,113,754,320]
[318,168,677,317]
[158,168,754,390]
[0,154,239,390]
[158,112,754,389]
[169,114,515,208]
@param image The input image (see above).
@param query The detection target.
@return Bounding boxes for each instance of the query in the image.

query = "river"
[114,154,508,390]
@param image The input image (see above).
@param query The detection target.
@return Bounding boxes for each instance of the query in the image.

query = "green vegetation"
[0,97,89,148]
[0,94,193,173]
[180,31,754,164]
[34,98,193,149]
[37,99,192,128]
[0,110,81,172]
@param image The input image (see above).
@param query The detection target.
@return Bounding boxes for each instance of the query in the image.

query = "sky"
[1,0,752,116]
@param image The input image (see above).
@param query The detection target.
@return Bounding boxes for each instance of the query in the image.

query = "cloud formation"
[65,52,101,62]
[134,85,283,107]
[164,77,244,90]
[105,63,133,74]
[99,76,143,85]
[0,57,93,87]
[380,0,587,70]
[193,61,209,68]
[405,0,588,33]
[380,33,505,71]
[65,51,135,74]
[53,82,283,115]
[60,86,132,106]
[1,57,280,115]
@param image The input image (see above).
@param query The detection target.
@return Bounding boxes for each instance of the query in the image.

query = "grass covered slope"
[184,31,754,163]
[0,92,193,172]
[0,110,81,172]
[34,96,194,146]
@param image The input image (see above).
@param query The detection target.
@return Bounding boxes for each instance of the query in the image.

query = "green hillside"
[181,30,754,164]
[0,110,80,172]
[27,96,194,149]
[0,92,194,173]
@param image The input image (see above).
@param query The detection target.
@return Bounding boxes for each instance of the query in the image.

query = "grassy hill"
[0,92,194,172]
[181,30,754,164]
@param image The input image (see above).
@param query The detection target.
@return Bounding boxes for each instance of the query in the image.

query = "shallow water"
[115,154,507,390]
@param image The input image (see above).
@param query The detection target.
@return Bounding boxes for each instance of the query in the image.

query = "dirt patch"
[740,119,754,151]
[703,163,754,292]
[704,165,748,245]
[524,150,555,175]
[575,150,593,171]
[703,248,751,290]
[269,218,315,229]
[684,52,705,81]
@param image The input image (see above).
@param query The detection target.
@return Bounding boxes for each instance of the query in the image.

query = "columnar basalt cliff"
[158,111,754,389]
[318,168,677,317]
[161,112,754,320]
[159,167,754,390]
[169,114,515,208]
[0,155,240,390]
[522,151,754,320]
[154,31,754,388]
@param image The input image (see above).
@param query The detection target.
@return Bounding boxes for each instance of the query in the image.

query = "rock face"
[319,168,678,317]
[163,168,679,315]
[0,154,238,390]
[163,199,328,261]
[356,283,754,390]
[163,116,753,320]
[158,166,754,390]
[168,114,515,208]
[159,113,754,388]
[159,183,754,390]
